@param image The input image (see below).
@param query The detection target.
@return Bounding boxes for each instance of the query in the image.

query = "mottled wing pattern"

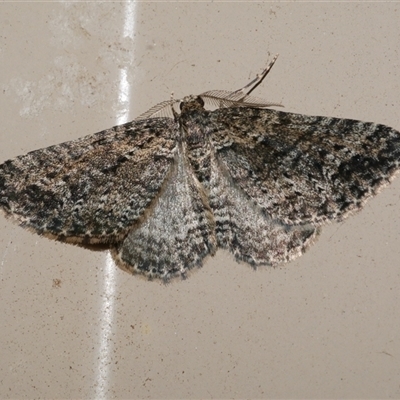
[209,150,318,267]
[112,145,217,280]
[0,118,177,244]
[2,55,400,281]
[208,107,400,226]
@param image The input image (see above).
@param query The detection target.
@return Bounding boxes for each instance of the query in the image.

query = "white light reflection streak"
[95,2,137,398]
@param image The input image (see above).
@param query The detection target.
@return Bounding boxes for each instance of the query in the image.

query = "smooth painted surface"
[1,3,400,399]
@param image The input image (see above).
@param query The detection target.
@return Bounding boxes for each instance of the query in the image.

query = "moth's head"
[179,95,205,113]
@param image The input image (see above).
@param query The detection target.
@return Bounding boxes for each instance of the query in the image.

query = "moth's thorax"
[178,95,210,146]
[176,96,212,187]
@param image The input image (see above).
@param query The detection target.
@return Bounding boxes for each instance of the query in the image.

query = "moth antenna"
[231,54,279,100]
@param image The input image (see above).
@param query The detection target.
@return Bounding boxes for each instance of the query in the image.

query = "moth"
[1,55,399,281]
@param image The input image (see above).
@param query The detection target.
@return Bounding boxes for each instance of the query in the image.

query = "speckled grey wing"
[0,118,177,244]
[209,107,400,226]
[112,145,217,281]
[209,150,318,267]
